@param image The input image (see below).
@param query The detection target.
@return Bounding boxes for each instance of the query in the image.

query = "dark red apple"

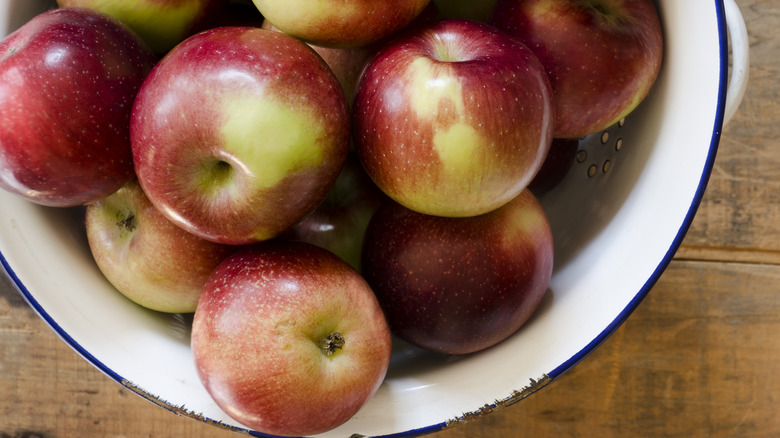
[361,189,554,355]
[0,8,156,207]
[261,20,375,106]
[490,0,663,138]
[192,241,392,436]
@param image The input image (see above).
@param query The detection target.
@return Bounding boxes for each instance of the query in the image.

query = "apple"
[352,19,554,218]
[131,27,351,245]
[191,241,393,436]
[281,153,388,272]
[529,137,580,195]
[85,180,236,313]
[252,0,433,48]
[56,0,228,54]
[361,189,554,355]
[490,0,664,139]
[0,7,156,207]
[433,0,498,21]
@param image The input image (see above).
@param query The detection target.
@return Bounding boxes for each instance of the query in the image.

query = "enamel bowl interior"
[0,1,728,437]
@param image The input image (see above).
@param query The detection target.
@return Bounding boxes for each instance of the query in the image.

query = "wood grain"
[675,0,780,266]
[1,0,777,436]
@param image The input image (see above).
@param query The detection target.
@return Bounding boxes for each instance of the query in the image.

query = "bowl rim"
[0,0,731,436]
[545,0,728,380]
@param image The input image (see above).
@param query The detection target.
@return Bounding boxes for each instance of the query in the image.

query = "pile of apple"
[0,0,663,435]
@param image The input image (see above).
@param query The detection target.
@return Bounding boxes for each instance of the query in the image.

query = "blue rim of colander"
[0,0,731,436]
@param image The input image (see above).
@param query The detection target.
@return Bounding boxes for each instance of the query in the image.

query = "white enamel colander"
[0,0,749,437]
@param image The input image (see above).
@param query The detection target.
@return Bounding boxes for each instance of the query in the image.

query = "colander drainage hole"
[576,117,626,178]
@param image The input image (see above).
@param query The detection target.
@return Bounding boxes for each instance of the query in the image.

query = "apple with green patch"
[56,0,228,54]
[252,0,433,48]
[85,180,235,313]
[192,241,393,436]
[131,27,350,245]
[353,19,554,218]
[490,0,664,138]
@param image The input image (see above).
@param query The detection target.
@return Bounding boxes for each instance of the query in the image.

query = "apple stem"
[117,214,136,232]
[319,332,345,356]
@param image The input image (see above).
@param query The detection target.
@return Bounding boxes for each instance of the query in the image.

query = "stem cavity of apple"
[428,33,469,63]
[199,159,234,192]
[586,1,624,26]
[319,332,345,356]
[117,213,136,233]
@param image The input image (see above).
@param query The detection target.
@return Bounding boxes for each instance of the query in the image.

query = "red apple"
[361,189,554,355]
[56,0,228,54]
[131,27,350,245]
[191,241,393,436]
[85,180,236,313]
[252,0,432,48]
[352,19,554,218]
[490,0,664,138]
[281,153,388,272]
[0,8,155,207]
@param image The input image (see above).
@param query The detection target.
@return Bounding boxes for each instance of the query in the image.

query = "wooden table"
[1,0,777,436]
